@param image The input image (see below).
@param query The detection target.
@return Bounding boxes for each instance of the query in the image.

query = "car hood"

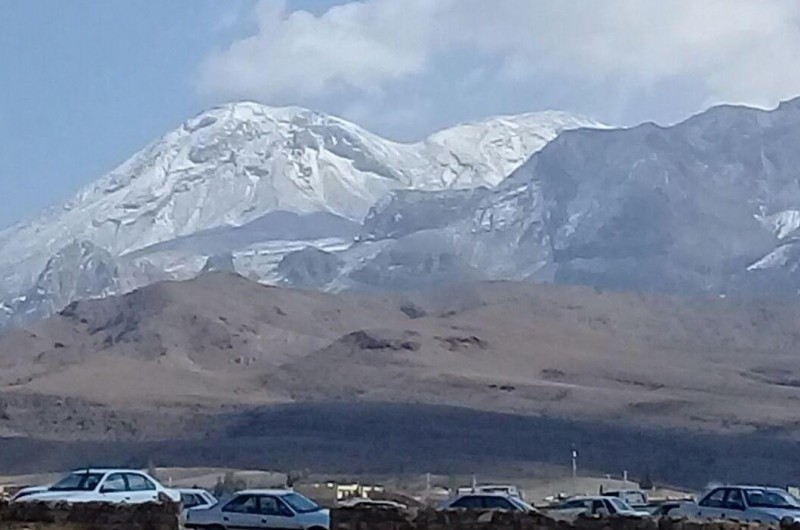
[19,491,95,502]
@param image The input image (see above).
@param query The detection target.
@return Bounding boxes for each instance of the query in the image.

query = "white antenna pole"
[571,449,578,494]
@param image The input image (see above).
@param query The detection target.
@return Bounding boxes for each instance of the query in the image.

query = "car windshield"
[281,493,321,513]
[745,490,800,509]
[608,498,634,512]
[49,472,104,492]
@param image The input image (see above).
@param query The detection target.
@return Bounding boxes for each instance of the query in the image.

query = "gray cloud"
[199,0,800,137]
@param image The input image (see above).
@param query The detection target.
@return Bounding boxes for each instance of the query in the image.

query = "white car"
[549,496,651,519]
[179,488,218,509]
[16,468,180,504]
[178,488,219,514]
[185,489,329,530]
[337,498,407,509]
[457,485,524,500]
[602,489,648,508]
[672,486,800,523]
[441,492,538,512]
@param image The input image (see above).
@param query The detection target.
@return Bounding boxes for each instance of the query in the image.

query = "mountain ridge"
[295,95,800,296]
[0,102,602,302]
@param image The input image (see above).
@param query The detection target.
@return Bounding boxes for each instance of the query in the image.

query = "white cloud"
[199,0,800,130]
[201,0,445,100]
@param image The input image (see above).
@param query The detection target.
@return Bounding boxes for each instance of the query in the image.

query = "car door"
[697,488,727,520]
[221,494,263,529]
[257,496,302,530]
[591,499,609,516]
[722,488,747,521]
[98,473,132,503]
[124,473,159,503]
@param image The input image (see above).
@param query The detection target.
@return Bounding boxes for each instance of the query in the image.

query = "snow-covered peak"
[0,102,604,296]
[420,110,607,188]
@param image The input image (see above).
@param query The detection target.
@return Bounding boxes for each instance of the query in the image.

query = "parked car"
[178,488,218,513]
[184,489,329,530]
[649,500,690,517]
[602,489,648,508]
[474,485,524,500]
[441,492,537,512]
[548,496,651,519]
[14,469,180,504]
[337,498,407,509]
[672,486,800,523]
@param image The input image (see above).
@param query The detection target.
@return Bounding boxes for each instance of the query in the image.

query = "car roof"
[457,489,513,497]
[709,485,786,491]
[68,468,148,474]
[177,488,211,494]
[236,489,296,496]
[566,496,607,501]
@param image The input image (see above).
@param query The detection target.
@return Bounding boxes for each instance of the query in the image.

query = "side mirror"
[596,508,610,517]
[279,506,294,518]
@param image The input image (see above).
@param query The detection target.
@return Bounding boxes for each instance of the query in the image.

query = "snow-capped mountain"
[282,97,800,296]
[0,102,601,328]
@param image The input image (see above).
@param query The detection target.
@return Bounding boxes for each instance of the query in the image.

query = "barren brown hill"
[3,272,800,441]
[7,273,800,485]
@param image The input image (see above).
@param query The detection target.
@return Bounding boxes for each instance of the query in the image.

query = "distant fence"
[0,500,180,530]
[332,507,796,530]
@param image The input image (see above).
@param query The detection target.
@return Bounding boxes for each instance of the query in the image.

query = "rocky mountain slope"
[295,97,800,295]
[0,103,601,328]
[3,274,800,482]
[0,241,120,330]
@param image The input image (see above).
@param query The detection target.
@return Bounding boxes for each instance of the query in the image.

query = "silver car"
[673,486,800,523]
[548,496,651,519]
[441,492,537,512]
[185,489,329,530]
[178,488,218,517]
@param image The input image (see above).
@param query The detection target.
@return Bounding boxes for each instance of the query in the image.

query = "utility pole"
[426,473,431,499]
[571,447,578,494]
[623,470,628,489]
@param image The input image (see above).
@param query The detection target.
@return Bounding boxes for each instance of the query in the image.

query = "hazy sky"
[3,0,800,229]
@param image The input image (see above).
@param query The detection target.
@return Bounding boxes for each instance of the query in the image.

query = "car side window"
[451,496,484,509]
[725,489,746,510]
[125,474,156,491]
[224,495,259,514]
[591,500,605,514]
[182,493,199,507]
[101,473,127,493]
[700,489,726,508]
[259,496,278,516]
[482,497,514,510]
